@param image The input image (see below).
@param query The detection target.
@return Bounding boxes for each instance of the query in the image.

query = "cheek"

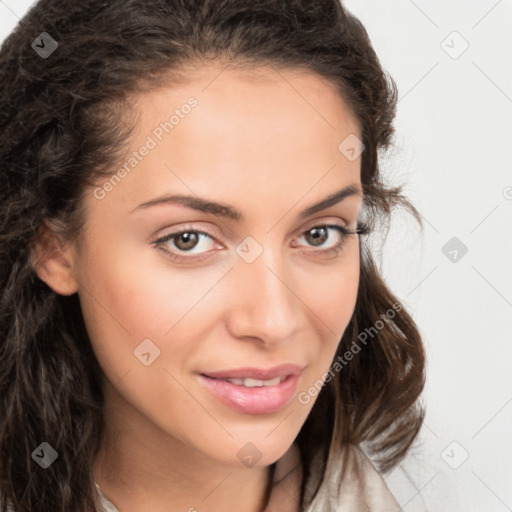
[302,240,360,326]
[75,238,225,429]
[298,243,360,372]
[76,232,229,381]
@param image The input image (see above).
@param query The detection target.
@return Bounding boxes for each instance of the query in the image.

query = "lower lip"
[198,373,301,415]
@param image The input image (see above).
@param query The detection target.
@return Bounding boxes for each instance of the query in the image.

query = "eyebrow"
[131,183,362,220]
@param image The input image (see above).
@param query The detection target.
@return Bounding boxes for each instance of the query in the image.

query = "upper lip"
[201,363,305,380]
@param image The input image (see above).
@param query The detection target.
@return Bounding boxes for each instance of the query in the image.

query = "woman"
[0,1,425,511]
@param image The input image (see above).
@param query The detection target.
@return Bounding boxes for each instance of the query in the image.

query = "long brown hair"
[0,1,425,510]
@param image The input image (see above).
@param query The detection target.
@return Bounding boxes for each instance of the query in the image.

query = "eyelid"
[296,217,349,235]
[155,223,221,243]
[154,217,351,245]
[154,224,355,266]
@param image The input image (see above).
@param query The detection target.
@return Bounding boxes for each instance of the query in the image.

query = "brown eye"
[154,228,217,261]
[304,226,329,247]
[293,224,353,257]
[173,232,200,251]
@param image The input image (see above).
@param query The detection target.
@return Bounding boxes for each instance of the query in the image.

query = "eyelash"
[153,222,370,264]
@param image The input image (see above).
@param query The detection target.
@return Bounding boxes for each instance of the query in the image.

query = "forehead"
[133,62,359,135]
[89,63,362,219]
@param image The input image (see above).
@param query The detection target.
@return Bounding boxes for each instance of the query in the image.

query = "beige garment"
[95,443,400,512]
[302,444,401,512]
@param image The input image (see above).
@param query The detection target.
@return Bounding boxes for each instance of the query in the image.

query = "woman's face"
[67,63,363,468]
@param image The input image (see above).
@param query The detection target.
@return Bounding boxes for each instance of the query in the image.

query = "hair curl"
[0,1,426,510]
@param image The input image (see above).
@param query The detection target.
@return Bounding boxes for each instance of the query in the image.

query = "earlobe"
[30,221,80,296]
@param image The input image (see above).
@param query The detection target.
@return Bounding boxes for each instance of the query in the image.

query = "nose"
[224,250,301,347]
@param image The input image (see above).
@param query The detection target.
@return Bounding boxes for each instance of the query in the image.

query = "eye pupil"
[306,227,328,247]
[175,232,199,250]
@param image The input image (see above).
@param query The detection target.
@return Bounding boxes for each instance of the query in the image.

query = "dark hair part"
[0,0,425,510]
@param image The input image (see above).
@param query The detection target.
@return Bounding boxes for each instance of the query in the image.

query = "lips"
[199,374,302,414]
[201,363,305,381]
[198,363,306,415]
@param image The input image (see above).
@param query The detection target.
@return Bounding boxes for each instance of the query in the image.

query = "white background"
[1,1,511,510]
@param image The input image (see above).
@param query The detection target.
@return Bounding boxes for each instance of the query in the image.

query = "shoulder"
[303,443,400,512]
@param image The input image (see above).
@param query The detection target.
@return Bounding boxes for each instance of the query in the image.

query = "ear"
[30,219,79,296]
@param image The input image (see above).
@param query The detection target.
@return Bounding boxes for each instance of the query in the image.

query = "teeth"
[224,376,285,387]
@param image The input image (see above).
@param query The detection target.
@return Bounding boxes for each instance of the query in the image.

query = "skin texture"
[34,63,363,512]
